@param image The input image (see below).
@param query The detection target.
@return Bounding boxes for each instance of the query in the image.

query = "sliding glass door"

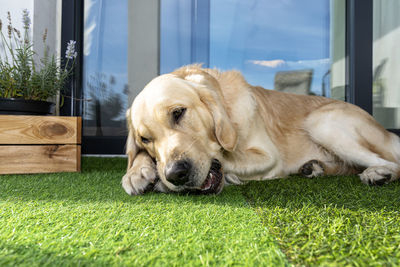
[80,0,128,153]
[61,0,396,154]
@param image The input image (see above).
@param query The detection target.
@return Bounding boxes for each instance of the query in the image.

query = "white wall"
[0,0,33,34]
[0,0,34,59]
[0,0,61,61]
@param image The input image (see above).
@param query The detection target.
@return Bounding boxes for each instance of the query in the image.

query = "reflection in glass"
[161,0,346,100]
[373,0,400,128]
[82,0,349,138]
[82,0,128,136]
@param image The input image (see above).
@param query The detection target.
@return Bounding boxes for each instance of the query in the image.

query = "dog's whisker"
[183,137,200,153]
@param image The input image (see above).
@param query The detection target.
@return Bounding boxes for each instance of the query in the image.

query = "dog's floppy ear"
[126,108,140,170]
[185,72,238,151]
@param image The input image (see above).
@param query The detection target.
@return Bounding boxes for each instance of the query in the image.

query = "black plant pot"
[0,98,54,115]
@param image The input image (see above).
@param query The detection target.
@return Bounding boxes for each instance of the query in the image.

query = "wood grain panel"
[0,115,81,145]
[0,145,81,174]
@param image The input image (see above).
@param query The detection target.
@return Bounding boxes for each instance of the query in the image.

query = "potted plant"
[0,9,76,115]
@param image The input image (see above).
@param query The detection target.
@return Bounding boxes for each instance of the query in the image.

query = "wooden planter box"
[0,115,81,174]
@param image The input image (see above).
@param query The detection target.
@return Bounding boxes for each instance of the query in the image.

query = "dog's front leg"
[122,151,169,195]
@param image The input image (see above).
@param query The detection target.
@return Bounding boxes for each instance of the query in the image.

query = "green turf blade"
[242,175,400,266]
[0,157,287,266]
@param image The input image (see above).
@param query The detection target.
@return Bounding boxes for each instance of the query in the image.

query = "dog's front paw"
[122,152,159,195]
[122,165,158,195]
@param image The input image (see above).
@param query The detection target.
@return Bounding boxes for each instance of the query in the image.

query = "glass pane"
[160,0,192,74]
[161,0,346,100]
[373,0,400,129]
[83,0,128,137]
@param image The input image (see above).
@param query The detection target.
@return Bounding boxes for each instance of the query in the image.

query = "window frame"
[62,0,386,154]
[345,0,373,113]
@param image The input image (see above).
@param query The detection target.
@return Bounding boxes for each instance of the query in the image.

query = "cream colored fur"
[122,65,400,195]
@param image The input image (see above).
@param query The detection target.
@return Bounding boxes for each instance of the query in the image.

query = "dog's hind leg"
[304,102,400,185]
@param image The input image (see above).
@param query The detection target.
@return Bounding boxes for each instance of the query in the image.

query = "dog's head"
[126,67,237,194]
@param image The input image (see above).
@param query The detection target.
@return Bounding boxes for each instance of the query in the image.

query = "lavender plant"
[0,10,76,101]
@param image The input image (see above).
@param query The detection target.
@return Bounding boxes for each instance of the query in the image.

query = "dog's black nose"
[165,160,191,186]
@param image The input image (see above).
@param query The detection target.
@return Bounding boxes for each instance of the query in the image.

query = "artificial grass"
[242,175,400,266]
[0,157,286,266]
[1,157,399,266]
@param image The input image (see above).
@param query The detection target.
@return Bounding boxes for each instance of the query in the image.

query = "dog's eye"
[141,136,150,144]
[172,107,186,124]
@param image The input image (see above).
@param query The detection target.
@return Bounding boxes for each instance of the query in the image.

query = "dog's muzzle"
[165,160,192,186]
[188,159,224,195]
[166,159,224,195]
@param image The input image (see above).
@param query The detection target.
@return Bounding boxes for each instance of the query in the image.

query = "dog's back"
[212,68,400,184]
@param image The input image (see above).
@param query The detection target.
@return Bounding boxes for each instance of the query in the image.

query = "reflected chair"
[274,69,313,95]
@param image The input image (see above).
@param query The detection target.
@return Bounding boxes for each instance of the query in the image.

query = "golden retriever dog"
[122,65,400,195]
